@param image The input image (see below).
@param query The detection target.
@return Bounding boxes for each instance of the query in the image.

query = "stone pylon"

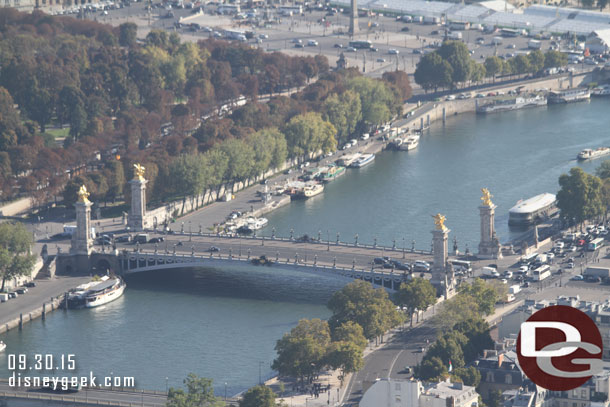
[71,185,93,255]
[478,188,502,259]
[349,0,358,37]
[129,163,147,231]
[430,214,454,298]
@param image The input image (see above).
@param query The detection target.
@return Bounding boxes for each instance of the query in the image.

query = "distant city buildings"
[360,378,479,407]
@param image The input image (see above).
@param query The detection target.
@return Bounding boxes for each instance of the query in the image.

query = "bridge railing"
[124,250,412,279]
[142,229,433,256]
[0,390,165,407]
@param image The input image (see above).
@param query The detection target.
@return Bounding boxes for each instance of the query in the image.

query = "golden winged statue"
[77,185,90,204]
[133,163,146,181]
[432,213,447,231]
[481,188,493,207]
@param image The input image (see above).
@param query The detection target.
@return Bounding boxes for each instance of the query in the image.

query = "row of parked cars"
[372,257,431,272]
[1,281,36,302]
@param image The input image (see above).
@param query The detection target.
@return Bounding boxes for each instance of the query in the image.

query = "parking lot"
[66,0,571,87]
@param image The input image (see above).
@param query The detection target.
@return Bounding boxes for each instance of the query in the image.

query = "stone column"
[129,165,148,231]
[478,204,502,259]
[430,227,451,297]
[349,0,358,36]
[71,199,93,255]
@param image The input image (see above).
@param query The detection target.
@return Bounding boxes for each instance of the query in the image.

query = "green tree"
[325,341,364,374]
[469,61,486,83]
[23,78,55,133]
[346,76,401,125]
[394,278,436,326]
[509,55,531,75]
[596,160,610,179]
[528,50,545,74]
[451,366,481,387]
[104,160,125,203]
[0,222,35,293]
[544,50,568,69]
[486,390,503,407]
[272,319,331,380]
[168,154,209,197]
[425,330,468,369]
[458,278,499,316]
[328,280,404,341]
[323,90,362,145]
[417,356,447,381]
[436,292,482,330]
[239,385,276,407]
[119,22,138,47]
[453,317,493,362]
[598,0,609,10]
[284,112,337,157]
[484,56,503,82]
[437,41,472,86]
[331,321,368,350]
[167,373,224,407]
[219,139,255,183]
[557,167,605,226]
[414,52,453,92]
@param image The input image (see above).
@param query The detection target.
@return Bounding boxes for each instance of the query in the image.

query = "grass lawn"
[44,127,70,139]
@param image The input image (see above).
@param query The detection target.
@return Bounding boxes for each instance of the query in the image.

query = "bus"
[587,237,605,251]
[449,260,472,274]
[532,265,551,281]
[500,28,521,37]
[520,252,538,265]
[279,5,302,16]
[348,40,372,49]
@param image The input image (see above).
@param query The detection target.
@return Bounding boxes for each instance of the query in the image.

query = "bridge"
[89,232,438,291]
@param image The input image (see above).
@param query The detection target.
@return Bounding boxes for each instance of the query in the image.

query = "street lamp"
[259,361,264,384]
[224,382,228,401]
[166,377,169,394]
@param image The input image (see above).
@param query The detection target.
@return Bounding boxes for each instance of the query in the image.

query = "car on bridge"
[209,246,220,252]
[116,235,131,243]
[148,237,164,244]
[389,260,410,271]
[413,261,430,272]
[373,256,391,265]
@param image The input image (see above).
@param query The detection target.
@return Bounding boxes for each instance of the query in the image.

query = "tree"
[583,0,595,7]
[0,222,35,293]
[417,356,447,381]
[104,160,125,203]
[424,330,468,369]
[596,160,610,180]
[168,154,209,197]
[118,22,138,47]
[528,50,545,74]
[453,317,493,362]
[509,55,531,75]
[239,385,276,407]
[272,319,331,380]
[486,390,503,407]
[437,41,472,86]
[414,52,453,92]
[458,278,499,316]
[452,366,481,387]
[347,76,401,124]
[219,139,255,183]
[484,56,503,82]
[544,50,568,69]
[469,61,486,84]
[283,112,337,157]
[382,70,412,100]
[325,341,364,374]
[331,321,368,350]
[436,292,482,330]
[394,278,436,326]
[557,167,605,226]
[598,0,609,10]
[328,280,404,341]
[323,91,362,145]
[167,373,224,407]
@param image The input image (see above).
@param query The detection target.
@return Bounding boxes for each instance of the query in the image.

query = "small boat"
[350,153,375,168]
[67,276,126,309]
[389,138,403,150]
[399,135,420,151]
[320,165,346,183]
[298,183,324,198]
[246,217,268,230]
[548,88,590,104]
[0,341,6,352]
[577,147,610,161]
[592,85,610,97]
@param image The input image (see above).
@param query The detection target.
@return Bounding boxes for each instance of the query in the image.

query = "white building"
[586,29,610,54]
[360,378,480,407]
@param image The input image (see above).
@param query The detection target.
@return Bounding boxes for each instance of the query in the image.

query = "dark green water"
[2,99,609,394]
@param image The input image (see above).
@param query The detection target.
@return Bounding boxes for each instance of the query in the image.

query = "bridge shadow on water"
[123,266,347,306]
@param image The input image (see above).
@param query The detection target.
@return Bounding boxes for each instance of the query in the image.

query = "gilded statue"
[432,213,447,231]
[481,188,493,207]
[78,185,90,204]
[133,163,146,181]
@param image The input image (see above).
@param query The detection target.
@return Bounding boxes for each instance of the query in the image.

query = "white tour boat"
[67,276,126,309]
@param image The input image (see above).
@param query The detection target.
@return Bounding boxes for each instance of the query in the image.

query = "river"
[2,98,609,394]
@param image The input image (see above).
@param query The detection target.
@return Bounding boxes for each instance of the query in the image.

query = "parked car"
[570,275,584,281]
[8,292,17,299]
[16,288,27,295]
[116,235,131,243]
[25,282,36,288]
[148,237,165,244]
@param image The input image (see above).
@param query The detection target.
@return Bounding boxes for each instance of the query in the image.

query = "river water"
[2,98,609,394]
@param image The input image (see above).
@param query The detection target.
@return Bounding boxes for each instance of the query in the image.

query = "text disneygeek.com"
[9,372,136,390]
